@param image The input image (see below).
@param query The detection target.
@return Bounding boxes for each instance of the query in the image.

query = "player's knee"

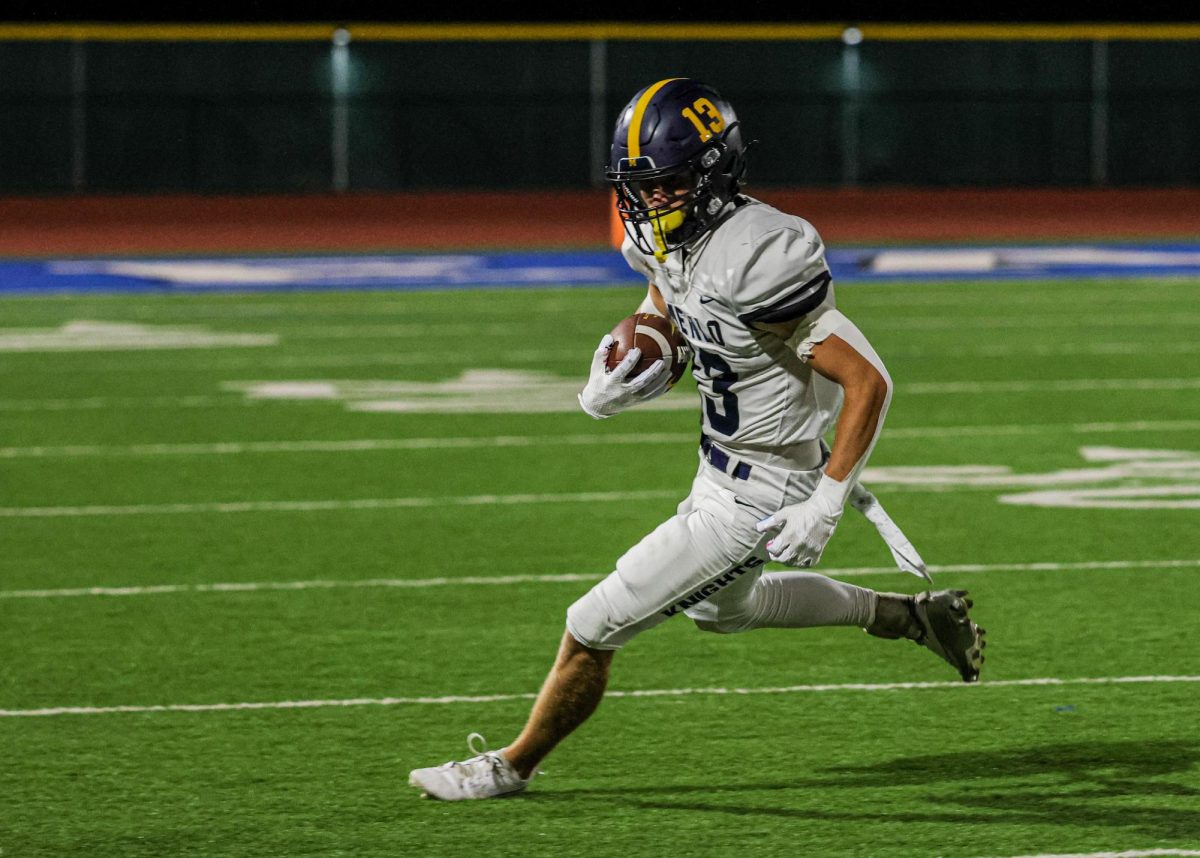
[566,582,632,651]
[690,580,764,635]
[565,599,611,650]
[693,610,756,635]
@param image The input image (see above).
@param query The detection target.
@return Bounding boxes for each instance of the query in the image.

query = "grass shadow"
[533,739,1200,838]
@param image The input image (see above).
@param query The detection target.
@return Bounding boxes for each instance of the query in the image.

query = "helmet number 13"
[680,98,726,143]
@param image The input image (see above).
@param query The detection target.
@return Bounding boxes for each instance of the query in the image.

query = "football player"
[409,79,985,801]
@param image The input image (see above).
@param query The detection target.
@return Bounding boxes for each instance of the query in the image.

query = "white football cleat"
[409,733,532,801]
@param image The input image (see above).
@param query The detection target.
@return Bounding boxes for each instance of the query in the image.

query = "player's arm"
[809,333,891,478]
[756,318,892,483]
[753,314,894,567]
[577,281,670,419]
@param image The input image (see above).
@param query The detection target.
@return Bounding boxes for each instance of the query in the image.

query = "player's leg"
[866,589,987,682]
[687,462,880,633]
[502,630,611,779]
[685,461,985,680]
[691,574,984,681]
[407,627,613,801]
[409,466,758,799]
[689,569,877,633]
[506,466,768,763]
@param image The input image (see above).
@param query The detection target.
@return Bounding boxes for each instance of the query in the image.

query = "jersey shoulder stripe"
[736,270,831,326]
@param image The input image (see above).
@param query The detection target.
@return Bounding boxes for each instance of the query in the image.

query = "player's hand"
[754,474,850,567]
[578,334,669,419]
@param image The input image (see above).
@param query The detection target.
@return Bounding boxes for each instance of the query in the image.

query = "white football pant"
[566,440,878,650]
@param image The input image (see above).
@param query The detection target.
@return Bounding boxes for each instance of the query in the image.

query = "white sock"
[738,572,877,630]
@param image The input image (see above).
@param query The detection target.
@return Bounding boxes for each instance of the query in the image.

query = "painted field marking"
[229,372,1200,415]
[973,341,1200,357]
[22,313,1189,341]
[6,337,1197,376]
[873,312,1200,330]
[50,279,1189,318]
[1001,485,1200,510]
[0,433,696,458]
[5,420,1199,459]
[3,559,1195,600]
[260,322,518,339]
[26,315,1197,340]
[904,378,1200,394]
[0,489,681,519]
[0,376,1192,414]
[0,572,601,599]
[0,349,582,371]
[986,851,1200,858]
[3,674,1198,718]
[4,446,1197,513]
[0,320,277,352]
[890,419,1200,438]
[0,395,247,413]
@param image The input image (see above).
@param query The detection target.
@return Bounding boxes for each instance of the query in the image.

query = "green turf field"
[2,278,1199,857]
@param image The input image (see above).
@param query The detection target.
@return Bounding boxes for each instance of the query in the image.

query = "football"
[605,312,691,386]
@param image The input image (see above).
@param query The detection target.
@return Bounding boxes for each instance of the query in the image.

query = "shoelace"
[462,733,520,793]
[437,732,506,781]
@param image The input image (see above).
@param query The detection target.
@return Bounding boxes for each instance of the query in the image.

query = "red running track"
[0,189,1197,256]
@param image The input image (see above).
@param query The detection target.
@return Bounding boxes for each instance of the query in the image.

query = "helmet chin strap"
[649,208,687,262]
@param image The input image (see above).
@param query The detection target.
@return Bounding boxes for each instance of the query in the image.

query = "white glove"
[754,473,852,567]
[577,334,670,419]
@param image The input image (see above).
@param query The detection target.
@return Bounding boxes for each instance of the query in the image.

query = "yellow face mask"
[648,208,687,262]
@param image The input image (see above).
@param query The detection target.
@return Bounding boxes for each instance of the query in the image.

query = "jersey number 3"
[695,348,740,435]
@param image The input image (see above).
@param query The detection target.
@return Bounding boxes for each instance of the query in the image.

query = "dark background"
[3,7,1197,193]
[6,2,1199,23]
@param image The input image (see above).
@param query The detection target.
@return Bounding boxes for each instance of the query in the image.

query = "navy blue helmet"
[606,78,748,260]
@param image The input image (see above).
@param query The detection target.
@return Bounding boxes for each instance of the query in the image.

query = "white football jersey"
[621,196,845,454]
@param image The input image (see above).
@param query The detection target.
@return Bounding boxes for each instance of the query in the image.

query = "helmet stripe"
[628,77,683,160]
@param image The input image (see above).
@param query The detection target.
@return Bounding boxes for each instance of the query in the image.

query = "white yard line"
[3,559,1195,600]
[971,342,1200,357]
[0,489,680,519]
[985,851,1200,858]
[4,466,1199,516]
[905,379,1200,394]
[6,340,1197,373]
[60,315,1200,337]
[1,378,1198,413]
[0,572,603,599]
[886,420,1200,440]
[2,674,1198,718]
[278,323,537,339]
[9,350,583,371]
[2,419,1199,458]
[0,395,248,412]
[875,313,1200,331]
[0,433,695,458]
